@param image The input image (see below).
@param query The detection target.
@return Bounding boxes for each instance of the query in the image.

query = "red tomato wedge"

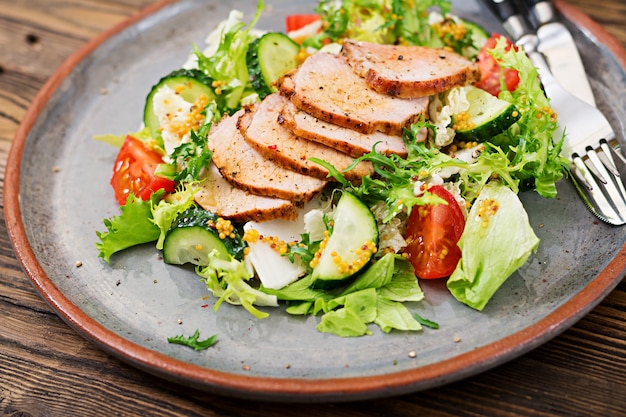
[286,14,320,33]
[110,135,175,205]
[404,185,465,279]
[473,33,520,97]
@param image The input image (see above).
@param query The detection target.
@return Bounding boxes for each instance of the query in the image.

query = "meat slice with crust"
[281,98,417,158]
[243,93,373,182]
[341,40,481,98]
[194,164,299,222]
[208,108,328,202]
[280,52,429,136]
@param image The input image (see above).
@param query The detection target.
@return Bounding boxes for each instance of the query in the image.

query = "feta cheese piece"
[243,197,328,290]
[152,85,192,157]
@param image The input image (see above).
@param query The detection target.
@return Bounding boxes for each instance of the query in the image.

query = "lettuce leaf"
[264,253,425,337]
[447,182,540,310]
[374,298,422,333]
[195,1,264,114]
[95,192,163,263]
[93,126,154,149]
[167,329,218,351]
[196,251,278,319]
[150,185,197,250]
[308,0,451,47]
[488,36,570,198]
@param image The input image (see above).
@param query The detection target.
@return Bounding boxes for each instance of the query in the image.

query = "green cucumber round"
[143,69,215,139]
[453,85,521,142]
[163,206,245,266]
[247,32,301,99]
[462,18,489,58]
[312,192,379,288]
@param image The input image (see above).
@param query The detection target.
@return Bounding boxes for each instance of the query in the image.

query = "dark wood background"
[1,0,625,415]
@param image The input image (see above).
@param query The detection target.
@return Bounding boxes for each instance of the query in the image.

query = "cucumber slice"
[163,206,245,266]
[453,85,521,142]
[143,69,215,139]
[462,18,489,58]
[247,32,301,99]
[312,192,379,288]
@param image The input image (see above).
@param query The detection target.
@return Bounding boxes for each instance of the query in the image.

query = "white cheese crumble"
[152,85,193,157]
[428,86,470,147]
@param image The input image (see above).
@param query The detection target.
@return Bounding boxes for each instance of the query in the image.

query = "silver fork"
[483,0,626,225]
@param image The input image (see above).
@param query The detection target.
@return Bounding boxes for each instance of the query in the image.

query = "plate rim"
[4,0,626,402]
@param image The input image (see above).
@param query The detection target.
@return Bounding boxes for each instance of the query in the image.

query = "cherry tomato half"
[286,14,320,33]
[404,185,465,279]
[473,33,520,97]
[110,135,175,205]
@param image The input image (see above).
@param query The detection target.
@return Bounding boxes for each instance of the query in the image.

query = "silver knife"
[523,0,596,107]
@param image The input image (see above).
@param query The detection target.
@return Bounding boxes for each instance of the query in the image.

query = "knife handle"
[522,0,557,26]
[481,0,519,22]
[479,0,535,42]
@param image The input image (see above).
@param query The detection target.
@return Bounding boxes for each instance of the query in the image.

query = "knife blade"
[522,0,596,107]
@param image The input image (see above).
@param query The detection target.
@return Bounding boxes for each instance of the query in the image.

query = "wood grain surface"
[1,0,625,416]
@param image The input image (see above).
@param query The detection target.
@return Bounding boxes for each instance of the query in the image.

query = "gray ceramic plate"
[5,0,626,403]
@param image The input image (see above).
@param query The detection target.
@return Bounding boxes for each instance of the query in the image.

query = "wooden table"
[1,1,625,415]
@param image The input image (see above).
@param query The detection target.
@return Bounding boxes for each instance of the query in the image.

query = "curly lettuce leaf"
[488,36,570,198]
[162,121,214,184]
[150,184,197,250]
[95,192,163,263]
[307,0,451,47]
[195,1,264,114]
[197,251,278,319]
[167,329,218,351]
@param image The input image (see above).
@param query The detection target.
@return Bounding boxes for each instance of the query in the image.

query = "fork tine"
[583,151,609,185]
[587,148,626,222]
[608,141,626,166]
[588,150,626,201]
[598,144,626,211]
[597,143,621,178]
[571,154,626,225]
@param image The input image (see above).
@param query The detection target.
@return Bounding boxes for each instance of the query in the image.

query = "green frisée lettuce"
[159,118,214,184]
[487,37,569,198]
[447,182,540,311]
[197,250,278,319]
[151,185,197,250]
[167,329,218,351]
[305,0,453,49]
[194,1,264,115]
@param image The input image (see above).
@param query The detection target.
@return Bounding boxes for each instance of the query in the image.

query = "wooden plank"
[0,0,624,415]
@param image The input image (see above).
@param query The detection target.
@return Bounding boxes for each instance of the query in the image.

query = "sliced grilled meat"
[243,93,373,182]
[280,98,416,158]
[280,52,429,136]
[208,108,328,202]
[194,164,299,222]
[341,40,481,98]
